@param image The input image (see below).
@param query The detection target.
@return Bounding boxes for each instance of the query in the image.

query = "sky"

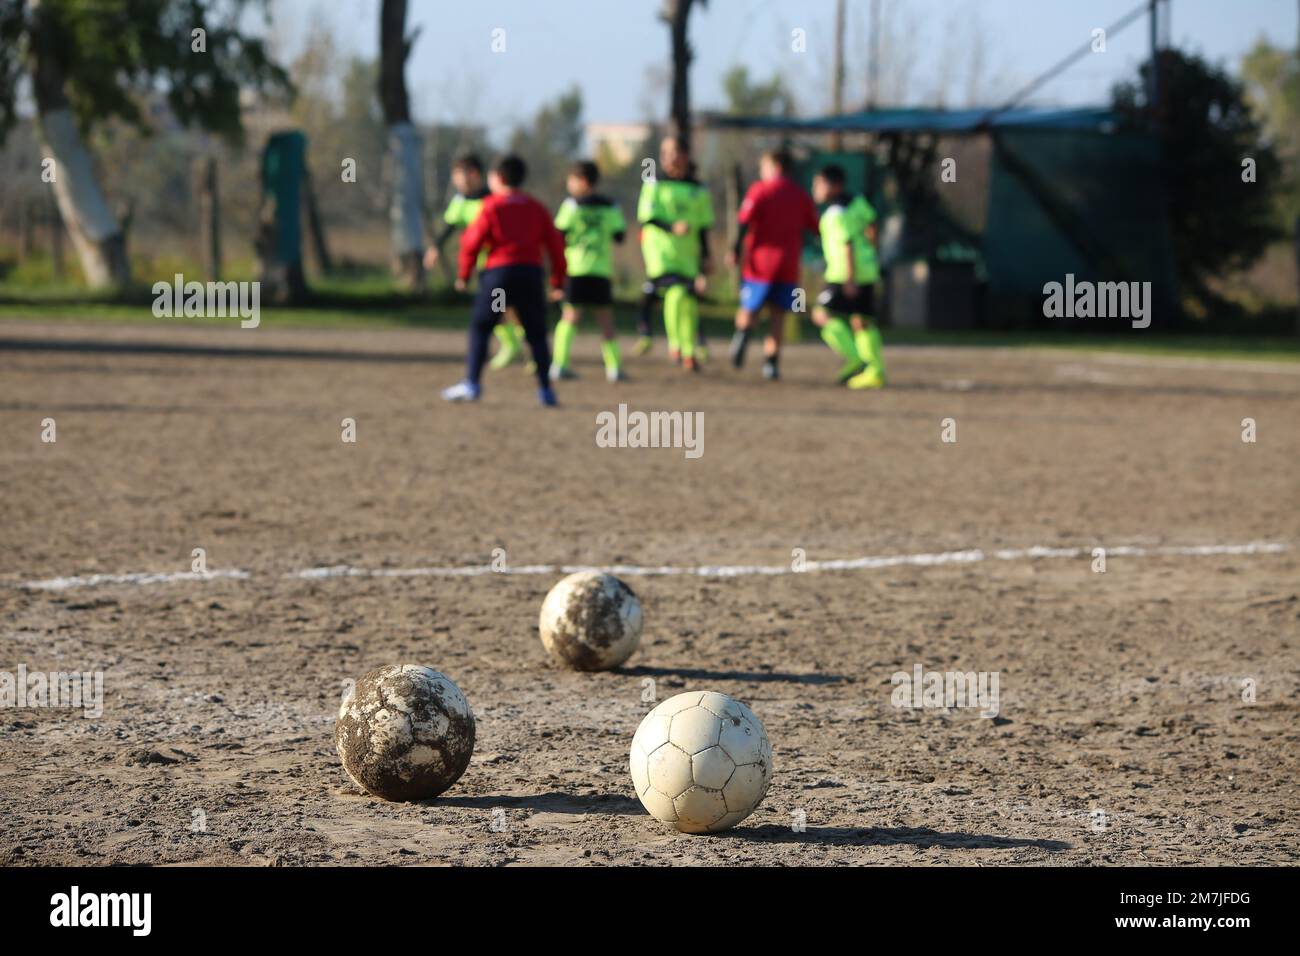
[269,0,1298,133]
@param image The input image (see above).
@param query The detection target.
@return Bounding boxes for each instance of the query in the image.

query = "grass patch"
[1,272,1296,364]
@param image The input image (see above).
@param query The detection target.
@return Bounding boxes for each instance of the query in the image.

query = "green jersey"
[442,187,490,268]
[443,188,489,228]
[637,176,714,278]
[555,194,626,278]
[819,194,879,284]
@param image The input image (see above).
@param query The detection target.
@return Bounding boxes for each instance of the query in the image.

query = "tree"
[335,57,388,223]
[0,0,288,291]
[379,0,426,289]
[660,0,706,152]
[1241,38,1300,225]
[721,66,795,118]
[1113,49,1284,310]
[1241,35,1300,331]
[715,66,795,187]
[287,23,389,271]
[507,88,583,210]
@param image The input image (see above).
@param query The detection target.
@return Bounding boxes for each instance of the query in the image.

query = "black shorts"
[817,283,875,317]
[641,273,697,299]
[566,275,613,306]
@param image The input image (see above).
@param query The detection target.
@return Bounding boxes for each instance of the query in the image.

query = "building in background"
[585,122,653,168]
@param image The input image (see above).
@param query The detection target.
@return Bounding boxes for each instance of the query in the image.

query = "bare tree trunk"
[19,199,34,261]
[29,0,130,290]
[831,0,846,152]
[662,0,702,152]
[1148,0,1160,125]
[195,155,222,281]
[380,0,425,290]
[302,166,333,275]
[725,161,742,287]
[867,0,881,109]
[48,193,64,279]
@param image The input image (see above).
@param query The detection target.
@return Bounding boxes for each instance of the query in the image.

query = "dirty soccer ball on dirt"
[335,664,475,801]
[630,691,772,833]
[538,571,643,671]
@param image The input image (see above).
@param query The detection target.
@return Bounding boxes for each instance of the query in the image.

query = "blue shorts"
[739,280,798,313]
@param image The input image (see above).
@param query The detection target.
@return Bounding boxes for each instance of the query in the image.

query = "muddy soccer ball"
[335,664,475,801]
[538,571,643,671]
[629,691,772,833]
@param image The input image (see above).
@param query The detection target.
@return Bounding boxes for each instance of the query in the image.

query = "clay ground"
[1,319,1297,866]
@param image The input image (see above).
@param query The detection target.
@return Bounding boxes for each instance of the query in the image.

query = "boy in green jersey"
[811,164,886,389]
[550,160,628,383]
[425,154,526,370]
[637,136,714,372]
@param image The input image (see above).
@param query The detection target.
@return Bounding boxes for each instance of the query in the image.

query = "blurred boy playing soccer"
[635,161,711,360]
[637,137,714,371]
[441,154,567,406]
[728,149,820,381]
[425,154,527,371]
[811,164,886,389]
[550,161,627,383]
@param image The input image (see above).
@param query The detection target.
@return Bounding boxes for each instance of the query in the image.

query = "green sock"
[678,291,699,359]
[853,328,873,365]
[494,323,521,353]
[553,319,577,369]
[663,284,684,352]
[864,322,884,373]
[601,338,621,373]
[820,318,857,362]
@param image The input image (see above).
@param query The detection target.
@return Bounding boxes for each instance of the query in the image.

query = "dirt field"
[1,319,1297,866]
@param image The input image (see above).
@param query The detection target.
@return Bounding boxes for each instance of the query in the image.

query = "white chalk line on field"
[21,569,253,590]
[15,541,1290,592]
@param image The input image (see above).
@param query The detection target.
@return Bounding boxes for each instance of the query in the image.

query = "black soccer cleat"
[729,329,750,369]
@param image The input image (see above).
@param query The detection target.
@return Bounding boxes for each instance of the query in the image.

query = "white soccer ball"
[539,571,643,671]
[335,664,475,801]
[629,691,772,833]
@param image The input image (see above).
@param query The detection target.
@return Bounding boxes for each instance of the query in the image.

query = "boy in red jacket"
[727,149,820,381]
[442,154,567,406]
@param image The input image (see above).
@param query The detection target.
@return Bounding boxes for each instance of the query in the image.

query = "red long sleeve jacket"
[737,176,820,284]
[457,190,567,288]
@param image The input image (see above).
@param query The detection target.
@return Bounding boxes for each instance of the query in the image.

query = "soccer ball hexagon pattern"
[539,571,643,671]
[335,664,476,801]
[630,691,772,833]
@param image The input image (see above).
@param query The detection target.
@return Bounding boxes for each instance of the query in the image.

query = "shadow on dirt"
[732,824,1072,851]
[432,792,644,815]
[624,665,847,685]
[0,336,462,365]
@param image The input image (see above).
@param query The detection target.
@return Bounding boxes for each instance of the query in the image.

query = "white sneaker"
[441,380,481,402]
